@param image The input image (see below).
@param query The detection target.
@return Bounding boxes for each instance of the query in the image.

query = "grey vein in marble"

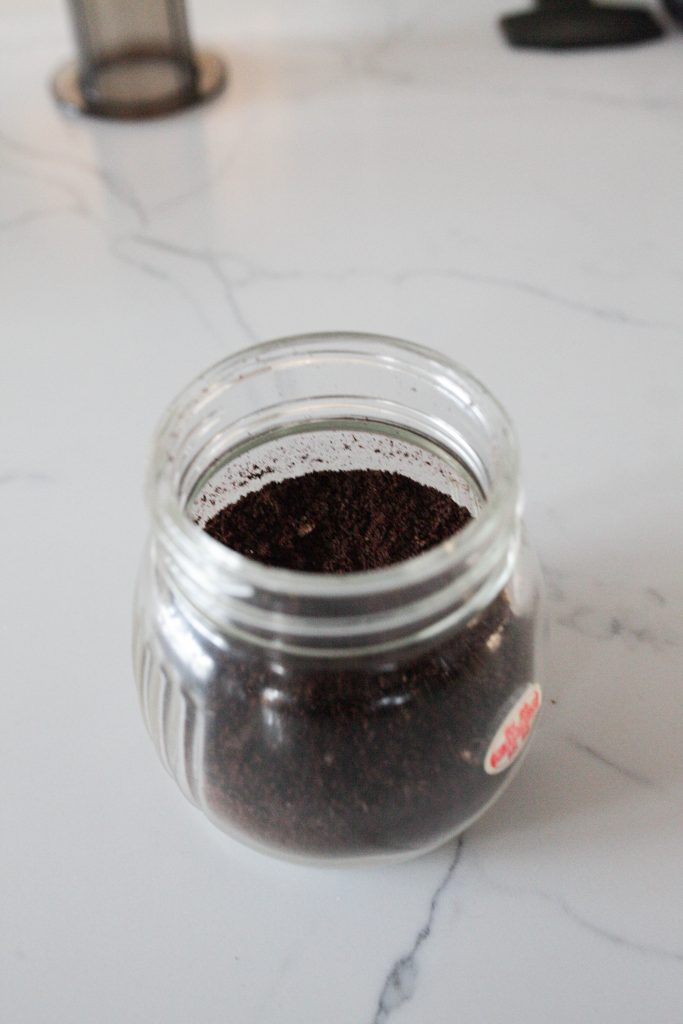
[475,864,683,967]
[120,234,256,342]
[555,604,679,652]
[0,205,83,231]
[0,472,50,485]
[109,239,222,346]
[239,260,665,331]
[645,587,666,607]
[542,566,679,652]
[541,564,569,604]
[556,897,683,965]
[0,129,147,226]
[1,161,94,223]
[207,257,258,343]
[149,154,236,215]
[567,737,655,788]
[122,240,675,335]
[148,124,259,216]
[391,267,677,331]
[370,838,463,1024]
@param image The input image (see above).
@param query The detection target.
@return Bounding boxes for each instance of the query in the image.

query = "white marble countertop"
[3,1,683,1020]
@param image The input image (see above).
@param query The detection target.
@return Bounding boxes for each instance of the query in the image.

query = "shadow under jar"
[133,333,545,864]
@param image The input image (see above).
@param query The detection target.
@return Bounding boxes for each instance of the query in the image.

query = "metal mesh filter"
[53,0,226,119]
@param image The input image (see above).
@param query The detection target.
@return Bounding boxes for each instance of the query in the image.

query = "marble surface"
[2,1,683,1021]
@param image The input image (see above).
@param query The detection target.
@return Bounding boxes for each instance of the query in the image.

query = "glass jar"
[133,332,544,864]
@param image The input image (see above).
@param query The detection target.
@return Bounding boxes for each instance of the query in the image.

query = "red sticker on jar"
[484,683,542,775]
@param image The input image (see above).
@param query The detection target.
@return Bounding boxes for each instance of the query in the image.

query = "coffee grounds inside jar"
[203,468,472,571]
[196,468,533,858]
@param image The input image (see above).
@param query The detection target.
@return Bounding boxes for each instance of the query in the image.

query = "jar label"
[484,683,542,775]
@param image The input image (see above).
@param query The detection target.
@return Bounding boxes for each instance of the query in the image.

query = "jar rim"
[150,332,521,604]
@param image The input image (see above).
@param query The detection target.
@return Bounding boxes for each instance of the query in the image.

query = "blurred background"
[2,1,683,1023]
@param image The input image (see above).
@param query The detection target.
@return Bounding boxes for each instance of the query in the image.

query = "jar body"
[133,333,545,864]
[134,538,542,863]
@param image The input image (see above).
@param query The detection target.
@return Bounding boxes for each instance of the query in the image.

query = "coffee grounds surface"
[203,469,471,572]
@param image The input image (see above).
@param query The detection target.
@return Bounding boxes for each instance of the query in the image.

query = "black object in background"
[663,0,683,23]
[500,0,664,47]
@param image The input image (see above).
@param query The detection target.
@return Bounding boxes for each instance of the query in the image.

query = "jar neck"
[148,333,521,658]
[154,492,521,658]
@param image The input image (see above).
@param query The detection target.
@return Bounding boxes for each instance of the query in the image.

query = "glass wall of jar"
[133,333,545,864]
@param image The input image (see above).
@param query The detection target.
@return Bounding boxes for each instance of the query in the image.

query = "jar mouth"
[149,332,521,650]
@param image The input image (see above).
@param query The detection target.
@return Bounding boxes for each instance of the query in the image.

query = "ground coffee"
[203,469,472,572]
[197,469,533,858]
